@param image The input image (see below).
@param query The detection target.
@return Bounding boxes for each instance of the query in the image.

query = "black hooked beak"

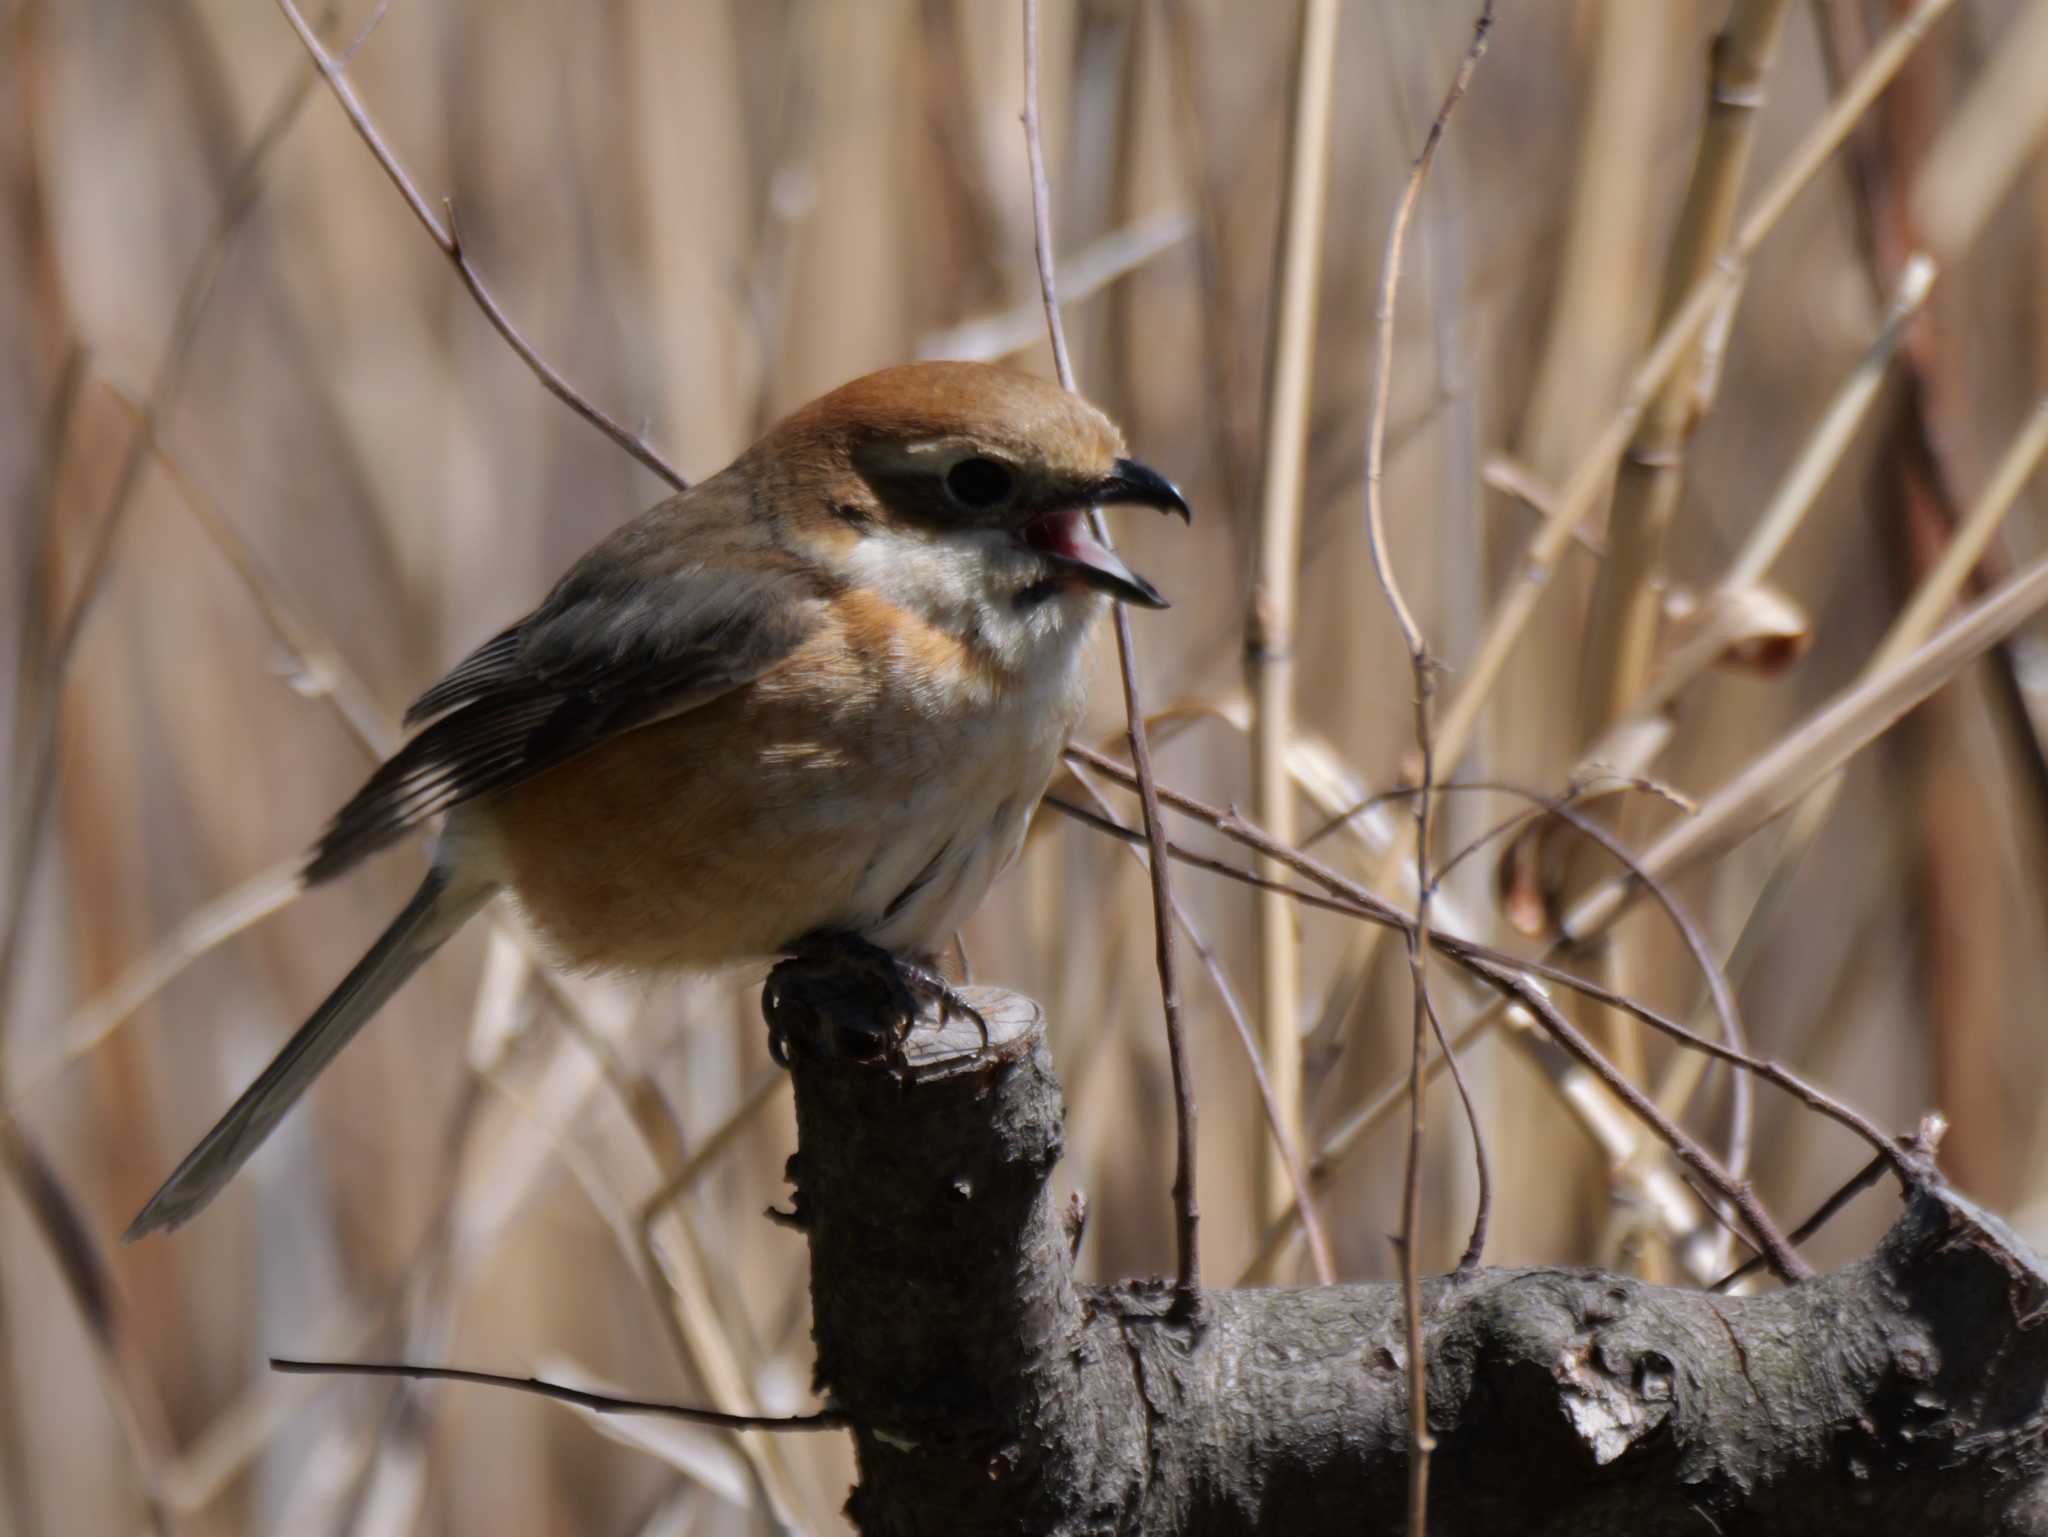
[1093,458,1193,523]
[1027,457,1190,609]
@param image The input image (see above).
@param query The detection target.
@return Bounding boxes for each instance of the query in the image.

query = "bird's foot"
[764,932,986,1064]
[891,953,990,1053]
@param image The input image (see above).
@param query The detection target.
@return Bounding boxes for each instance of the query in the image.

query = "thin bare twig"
[1424,989,1490,1272]
[1363,0,1491,661]
[1361,9,1493,1526]
[337,0,398,63]
[1668,393,2048,1163]
[1048,785,1335,1282]
[1710,1112,1940,1299]
[1711,1152,1885,1293]
[268,0,686,491]
[267,1360,847,1431]
[1023,0,1198,1314]
[1375,773,1755,1193]
[1480,456,1606,557]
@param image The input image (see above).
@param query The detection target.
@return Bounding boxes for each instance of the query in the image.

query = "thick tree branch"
[769,968,2048,1536]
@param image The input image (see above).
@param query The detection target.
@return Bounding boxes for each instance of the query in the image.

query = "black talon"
[770,930,985,1061]
[888,953,989,1050]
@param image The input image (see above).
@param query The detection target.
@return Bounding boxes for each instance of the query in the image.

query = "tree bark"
[766,971,2048,1535]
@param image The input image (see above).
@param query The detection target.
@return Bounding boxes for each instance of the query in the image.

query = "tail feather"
[124,867,493,1240]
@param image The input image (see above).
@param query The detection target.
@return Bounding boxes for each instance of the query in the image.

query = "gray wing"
[305,508,831,884]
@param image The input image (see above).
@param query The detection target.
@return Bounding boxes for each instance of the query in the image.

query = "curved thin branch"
[1424,988,1490,1272]
[269,0,687,491]
[1361,6,1498,1516]
[1534,800,1753,1181]
[267,1359,846,1431]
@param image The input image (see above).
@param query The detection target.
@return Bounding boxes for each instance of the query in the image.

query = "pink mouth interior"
[1024,509,1084,559]
[1026,509,1119,572]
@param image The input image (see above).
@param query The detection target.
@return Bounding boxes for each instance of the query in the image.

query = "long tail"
[124,864,495,1240]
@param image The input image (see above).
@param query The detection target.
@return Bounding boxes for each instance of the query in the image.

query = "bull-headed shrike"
[127,361,1187,1238]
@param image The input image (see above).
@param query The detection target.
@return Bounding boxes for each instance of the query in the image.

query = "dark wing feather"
[307,510,829,884]
[403,623,524,726]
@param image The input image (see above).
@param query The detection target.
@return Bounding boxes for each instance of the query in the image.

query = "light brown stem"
[1246,0,1340,1227]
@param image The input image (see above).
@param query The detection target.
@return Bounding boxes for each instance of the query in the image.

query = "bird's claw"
[889,955,990,1053]
[768,932,985,1062]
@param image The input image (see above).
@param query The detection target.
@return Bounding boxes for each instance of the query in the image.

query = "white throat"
[838,526,1103,680]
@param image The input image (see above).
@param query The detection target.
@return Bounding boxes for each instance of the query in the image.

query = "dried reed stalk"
[1246,0,1339,1225]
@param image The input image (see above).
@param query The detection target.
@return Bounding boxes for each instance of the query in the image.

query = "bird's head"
[753,363,1189,635]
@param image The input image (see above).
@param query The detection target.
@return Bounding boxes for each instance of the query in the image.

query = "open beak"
[1026,457,1190,609]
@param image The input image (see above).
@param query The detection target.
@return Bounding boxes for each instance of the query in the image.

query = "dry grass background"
[6,0,2048,1531]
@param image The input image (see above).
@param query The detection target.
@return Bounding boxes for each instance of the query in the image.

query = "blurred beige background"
[5,0,2048,1532]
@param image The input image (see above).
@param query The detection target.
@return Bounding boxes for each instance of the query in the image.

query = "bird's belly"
[475,669,1074,973]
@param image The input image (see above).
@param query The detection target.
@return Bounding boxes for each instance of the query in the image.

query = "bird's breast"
[478,586,1094,973]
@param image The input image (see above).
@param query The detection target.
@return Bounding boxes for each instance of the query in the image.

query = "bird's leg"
[767,931,986,1061]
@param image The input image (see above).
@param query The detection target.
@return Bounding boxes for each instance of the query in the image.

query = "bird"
[125,361,1188,1239]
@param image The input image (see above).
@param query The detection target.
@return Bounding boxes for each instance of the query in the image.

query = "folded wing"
[307,504,831,883]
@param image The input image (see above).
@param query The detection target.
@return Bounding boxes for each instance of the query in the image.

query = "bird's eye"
[945,456,1015,510]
